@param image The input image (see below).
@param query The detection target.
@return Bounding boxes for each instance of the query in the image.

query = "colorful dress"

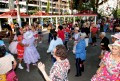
[49,59,70,81]
[91,52,120,81]
[9,35,18,54]
[17,35,24,59]
[22,36,40,64]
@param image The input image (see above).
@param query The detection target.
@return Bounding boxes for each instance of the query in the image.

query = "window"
[0,3,8,8]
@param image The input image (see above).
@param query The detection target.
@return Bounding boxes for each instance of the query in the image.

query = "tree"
[72,0,108,12]
[112,0,120,18]
[46,0,50,13]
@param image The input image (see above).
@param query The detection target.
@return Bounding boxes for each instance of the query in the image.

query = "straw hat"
[108,40,120,50]
[23,31,33,39]
[111,32,120,40]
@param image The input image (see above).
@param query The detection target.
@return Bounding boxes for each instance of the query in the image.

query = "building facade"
[0,0,71,15]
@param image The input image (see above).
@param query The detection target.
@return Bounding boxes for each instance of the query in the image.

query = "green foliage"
[72,0,108,12]
[112,9,120,18]
[64,12,70,15]
[46,0,50,13]
[117,9,120,18]
[13,19,17,24]
[28,11,36,15]
[73,0,79,10]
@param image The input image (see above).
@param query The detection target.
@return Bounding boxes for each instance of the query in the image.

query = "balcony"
[0,8,26,13]
[0,8,9,12]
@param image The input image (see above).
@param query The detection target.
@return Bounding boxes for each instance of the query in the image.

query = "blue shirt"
[75,39,86,60]
[0,40,5,46]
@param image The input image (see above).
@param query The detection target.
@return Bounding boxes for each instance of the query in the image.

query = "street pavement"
[4,30,113,81]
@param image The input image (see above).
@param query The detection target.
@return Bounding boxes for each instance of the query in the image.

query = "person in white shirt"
[47,31,63,64]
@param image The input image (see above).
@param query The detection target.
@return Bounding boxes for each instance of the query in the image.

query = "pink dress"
[91,52,120,81]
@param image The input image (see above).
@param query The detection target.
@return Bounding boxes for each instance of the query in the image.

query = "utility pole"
[16,0,22,27]
[26,0,29,14]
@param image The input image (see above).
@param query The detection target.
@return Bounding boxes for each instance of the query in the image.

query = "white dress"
[8,35,18,54]
[22,37,40,64]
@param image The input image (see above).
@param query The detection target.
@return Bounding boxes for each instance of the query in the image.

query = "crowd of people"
[0,17,120,81]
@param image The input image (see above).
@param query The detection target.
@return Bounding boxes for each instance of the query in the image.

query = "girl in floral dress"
[91,40,120,81]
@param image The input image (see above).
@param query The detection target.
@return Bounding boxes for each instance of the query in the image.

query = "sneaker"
[39,41,42,43]
[18,64,24,69]
[33,63,37,66]
[75,74,81,77]
[26,69,30,72]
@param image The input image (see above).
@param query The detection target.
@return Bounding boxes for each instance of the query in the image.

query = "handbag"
[6,70,18,81]
[0,74,6,81]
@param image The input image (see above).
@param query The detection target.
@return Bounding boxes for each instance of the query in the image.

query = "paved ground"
[4,30,113,81]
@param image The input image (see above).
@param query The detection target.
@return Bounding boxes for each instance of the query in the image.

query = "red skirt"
[17,44,24,59]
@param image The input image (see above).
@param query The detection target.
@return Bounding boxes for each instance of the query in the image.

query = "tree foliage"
[70,0,108,12]
[46,0,50,13]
